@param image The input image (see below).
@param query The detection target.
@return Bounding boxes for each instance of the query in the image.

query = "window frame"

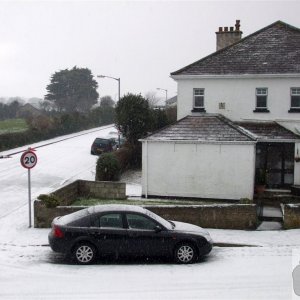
[125,213,160,231]
[92,212,125,229]
[192,88,206,112]
[291,87,300,108]
[254,87,269,112]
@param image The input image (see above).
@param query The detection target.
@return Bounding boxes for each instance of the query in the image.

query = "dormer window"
[254,88,269,112]
[192,88,206,112]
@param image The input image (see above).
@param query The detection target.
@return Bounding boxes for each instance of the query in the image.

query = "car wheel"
[73,243,97,265]
[174,243,197,264]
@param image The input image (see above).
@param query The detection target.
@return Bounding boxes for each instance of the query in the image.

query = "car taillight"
[53,225,64,238]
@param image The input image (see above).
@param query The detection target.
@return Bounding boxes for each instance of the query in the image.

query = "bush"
[38,194,61,208]
[115,93,151,145]
[96,153,121,181]
[114,144,134,172]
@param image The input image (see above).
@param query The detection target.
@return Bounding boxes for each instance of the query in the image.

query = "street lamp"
[156,87,168,103]
[97,74,121,101]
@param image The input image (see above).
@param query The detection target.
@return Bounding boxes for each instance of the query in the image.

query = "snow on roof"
[171,21,300,76]
[90,204,147,214]
[143,114,256,143]
[236,121,300,141]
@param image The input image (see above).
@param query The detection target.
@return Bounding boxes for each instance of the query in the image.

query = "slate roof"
[236,122,300,141]
[144,115,255,142]
[171,21,300,76]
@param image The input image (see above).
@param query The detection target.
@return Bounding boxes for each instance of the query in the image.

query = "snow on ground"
[0,125,300,299]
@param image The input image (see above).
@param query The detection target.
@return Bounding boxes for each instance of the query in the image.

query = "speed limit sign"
[21,150,37,169]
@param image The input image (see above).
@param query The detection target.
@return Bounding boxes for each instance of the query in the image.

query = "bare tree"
[144,91,160,108]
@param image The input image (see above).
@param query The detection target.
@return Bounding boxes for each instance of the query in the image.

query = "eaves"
[139,139,256,145]
[171,73,300,81]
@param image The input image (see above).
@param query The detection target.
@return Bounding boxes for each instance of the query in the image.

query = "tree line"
[0,66,177,152]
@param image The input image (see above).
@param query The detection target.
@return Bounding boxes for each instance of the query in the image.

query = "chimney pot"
[235,20,241,31]
[216,20,243,51]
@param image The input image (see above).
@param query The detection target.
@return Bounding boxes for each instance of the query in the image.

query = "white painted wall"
[176,76,300,122]
[142,141,256,200]
[294,142,300,185]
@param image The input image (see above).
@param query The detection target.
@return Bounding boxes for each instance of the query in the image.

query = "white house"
[141,20,300,200]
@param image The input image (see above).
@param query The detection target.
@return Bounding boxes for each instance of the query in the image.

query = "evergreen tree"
[45,66,98,113]
[115,93,151,145]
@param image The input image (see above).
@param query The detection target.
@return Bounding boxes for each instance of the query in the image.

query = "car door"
[124,213,170,257]
[88,212,127,256]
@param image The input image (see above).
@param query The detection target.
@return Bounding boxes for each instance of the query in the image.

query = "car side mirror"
[154,225,162,233]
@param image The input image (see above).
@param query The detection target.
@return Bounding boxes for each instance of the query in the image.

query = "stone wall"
[35,201,257,229]
[51,181,79,206]
[34,180,127,228]
[34,201,83,228]
[78,180,126,200]
[283,204,300,229]
[147,204,257,230]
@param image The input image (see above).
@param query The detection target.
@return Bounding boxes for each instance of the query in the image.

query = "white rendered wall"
[176,77,300,122]
[295,142,300,185]
[142,141,256,200]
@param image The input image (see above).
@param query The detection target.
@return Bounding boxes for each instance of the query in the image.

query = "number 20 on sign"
[21,148,37,227]
[21,150,37,169]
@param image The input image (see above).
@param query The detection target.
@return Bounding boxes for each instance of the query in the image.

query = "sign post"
[20,148,37,228]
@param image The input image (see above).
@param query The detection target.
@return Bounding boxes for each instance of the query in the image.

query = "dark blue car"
[49,205,213,264]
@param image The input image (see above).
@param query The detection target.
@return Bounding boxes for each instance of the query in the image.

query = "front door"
[256,143,294,189]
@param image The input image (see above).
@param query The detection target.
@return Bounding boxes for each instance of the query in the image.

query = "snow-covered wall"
[142,141,256,200]
[176,76,300,122]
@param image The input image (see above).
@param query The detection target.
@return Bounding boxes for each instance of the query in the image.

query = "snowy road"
[0,125,299,299]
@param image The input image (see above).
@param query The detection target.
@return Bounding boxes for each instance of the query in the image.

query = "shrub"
[38,194,61,208]
[96,153,121,181]
[114,144,133,172]
[239,198,253,204]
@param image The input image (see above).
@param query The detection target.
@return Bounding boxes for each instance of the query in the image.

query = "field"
[0,118,28,134]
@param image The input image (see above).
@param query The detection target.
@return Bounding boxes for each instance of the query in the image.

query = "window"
[256,88,268,112]
[126,214,157,230]
[291,88,300,108]
[97,213,123,228]
[192,88,205,112]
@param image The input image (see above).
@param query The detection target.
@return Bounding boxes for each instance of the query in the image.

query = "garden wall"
[50,180,127,204]
[35,201,257,230]
[147,205,257,230]
[34,180,126,227]
[283,204,300,229]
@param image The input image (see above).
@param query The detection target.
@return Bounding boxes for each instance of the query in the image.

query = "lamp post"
[97,74,120,101]
[97,74,121,147]
[156,87,168,103]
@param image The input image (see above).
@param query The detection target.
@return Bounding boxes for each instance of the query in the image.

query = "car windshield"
[143,208,173,230]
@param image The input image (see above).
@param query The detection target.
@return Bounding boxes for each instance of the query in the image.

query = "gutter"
[139,139,256,145]
[171,73,300,80]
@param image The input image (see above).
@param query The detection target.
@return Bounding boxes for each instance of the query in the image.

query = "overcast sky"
[0,0,300,103]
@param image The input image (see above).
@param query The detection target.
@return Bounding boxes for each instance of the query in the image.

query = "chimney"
[216,20,242,51]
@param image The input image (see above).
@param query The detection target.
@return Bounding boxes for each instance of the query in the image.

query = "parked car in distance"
[107,131,126,150]
[48,205,213,265]
[90,138,115,155]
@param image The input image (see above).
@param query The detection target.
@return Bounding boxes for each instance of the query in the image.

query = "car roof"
[88,204,147,215]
